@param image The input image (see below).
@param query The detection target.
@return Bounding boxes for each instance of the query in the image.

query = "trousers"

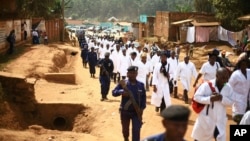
[120,110,142,141]
[99,75,110,98]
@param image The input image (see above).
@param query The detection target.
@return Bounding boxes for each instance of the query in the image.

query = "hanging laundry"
[195,27,210,42]
[186,26,195,43]
[209,27,219,41]
[218,26,228,41]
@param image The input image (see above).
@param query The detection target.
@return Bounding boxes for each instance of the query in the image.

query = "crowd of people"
[76,32,250,141]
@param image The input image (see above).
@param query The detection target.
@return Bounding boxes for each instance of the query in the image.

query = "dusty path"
[0,42,236,141]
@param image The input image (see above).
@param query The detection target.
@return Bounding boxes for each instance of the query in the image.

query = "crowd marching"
[76,31,250,141]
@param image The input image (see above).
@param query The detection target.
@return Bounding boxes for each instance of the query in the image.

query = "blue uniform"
[141,133,186,141]
[87,51,98,75]
[112,80,146,141]
[99,58,114,99]
[80,44,89,67]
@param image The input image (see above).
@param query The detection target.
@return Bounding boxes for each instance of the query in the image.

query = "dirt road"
[0,42,236,141]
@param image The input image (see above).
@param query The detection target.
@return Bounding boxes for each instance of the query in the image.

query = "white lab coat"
[229,69,250,116]
[191,79,234,141]
[150,62,173,107]
[175,61,197,91]
[240,111,250,125]
[118,54,130,77]
[200,62,220,81]
[110,50,122,73]
[136,61,151,86]
[168,57,179,87]
[150,54,160,72]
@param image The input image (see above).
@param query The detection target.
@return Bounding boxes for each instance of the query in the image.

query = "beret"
[161,105,190,121]
[127,66,138,72]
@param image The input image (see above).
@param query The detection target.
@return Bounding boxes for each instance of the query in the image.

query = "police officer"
[141,105,191,141]
[112,66,146,141]
[87,47,98,78]
[99,52,114,101]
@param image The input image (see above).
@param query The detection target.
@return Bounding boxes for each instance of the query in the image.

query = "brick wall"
[154,11,213,41]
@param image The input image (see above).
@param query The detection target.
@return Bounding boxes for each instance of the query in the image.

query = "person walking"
[191,68,234,141]
[119,48,130,80]
[80,44,89,68]
[228,59,250,124]
[141,105,191,141]
[193,52,220,87]
[110,44,122,83]
[112,66,146,141]
[175,56,198,104]
[151,52,173,112]
[87,47,98,78]
[98,52,114,101]
[136,53,152,91]
[168,50,178,96]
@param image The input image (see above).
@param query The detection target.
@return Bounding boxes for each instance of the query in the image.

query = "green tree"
[194,0,213,13]
[210,0,250,31]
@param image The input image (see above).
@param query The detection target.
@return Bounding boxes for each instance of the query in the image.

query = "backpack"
[191,81,215,114]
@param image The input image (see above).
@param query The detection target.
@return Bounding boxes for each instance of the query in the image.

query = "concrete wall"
[0,19,31,54]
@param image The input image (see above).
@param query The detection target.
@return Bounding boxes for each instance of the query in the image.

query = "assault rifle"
[100,63,109,76]
[119,80,143,124]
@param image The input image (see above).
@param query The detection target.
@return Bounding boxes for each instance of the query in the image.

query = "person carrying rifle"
[98,52,114,101]
[112,66,146,141]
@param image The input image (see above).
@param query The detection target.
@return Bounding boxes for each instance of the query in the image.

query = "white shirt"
[199,62,220,81]
[136,61,151,85]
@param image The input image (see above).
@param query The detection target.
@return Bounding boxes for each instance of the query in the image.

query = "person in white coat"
[193,52,220,87]
[118,48,130,80]
[110,44,122,83]
[136,53,151,91]
[149,50,161,86]
[151,52,174,112]
[228,59,250,124]
[191,68,234,141]
[240,110,250,125]
[175,56,198,104]
[168,50,179,97]
[128,52,139,66]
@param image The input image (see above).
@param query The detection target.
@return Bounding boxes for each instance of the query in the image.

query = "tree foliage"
[64,0,195,22]
[210,0,250,31]
[194,0,213,13]
[15,0,71,19]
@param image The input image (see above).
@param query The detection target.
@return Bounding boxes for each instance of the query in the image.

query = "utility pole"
[62,0,65,42]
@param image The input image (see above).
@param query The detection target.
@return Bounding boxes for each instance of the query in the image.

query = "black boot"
[113,73,117,83]
[174,87,178,98]
[183,89,188,104]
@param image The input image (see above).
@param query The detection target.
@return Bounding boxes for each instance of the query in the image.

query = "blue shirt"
[112,80,146,112]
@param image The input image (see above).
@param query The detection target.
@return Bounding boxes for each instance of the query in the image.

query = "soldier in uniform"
[98,52,114,101]
[112,66,146,141]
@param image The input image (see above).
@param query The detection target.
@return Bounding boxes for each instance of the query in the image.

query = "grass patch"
[0,44,31,71]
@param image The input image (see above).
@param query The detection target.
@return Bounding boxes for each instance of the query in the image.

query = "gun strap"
[124,100,132,110]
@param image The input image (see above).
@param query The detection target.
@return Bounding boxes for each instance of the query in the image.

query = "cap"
[161,105,190,121]
[104,52,110,57]
[208,52,217,57]
[212,48,220,56]
[127,66,138,72]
